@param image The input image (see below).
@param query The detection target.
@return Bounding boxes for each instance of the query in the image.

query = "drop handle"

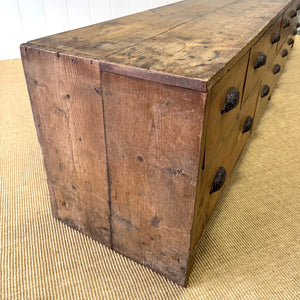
[271,32,281,44]
[221,87,240,114]
[242,116,254,133]
[283,19,291,28]
[254,52,267,69]
[282,49,288,57]
[292,29,297,36]
[261,85,270,98]
[210,167,226,194]
[296,22,300,28]
[273,64,281,74]
[290,10,297,18]
[287,38,294,46]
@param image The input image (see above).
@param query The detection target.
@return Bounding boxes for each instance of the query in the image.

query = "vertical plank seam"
[65,0,71,29]
[16,0,24,34]
[41,0,48,33]
[88,0,93,24]
[129,0,132,13]
[109,0,113,19]
[99,65,113,249]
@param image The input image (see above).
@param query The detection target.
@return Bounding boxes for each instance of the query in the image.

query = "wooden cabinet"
[21,0,299,287]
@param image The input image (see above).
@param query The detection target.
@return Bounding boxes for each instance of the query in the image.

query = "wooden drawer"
[192,84,258,249]
[278,0,299,49]
[205,52,249,167]
[244,15,282,100]
[277,33,294,73]
[206,79,259,192]
[253,53,283,127]
[206,83,258,185]
[280,44,292,70]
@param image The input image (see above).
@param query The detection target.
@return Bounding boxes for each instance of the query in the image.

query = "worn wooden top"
[23,0,293,92]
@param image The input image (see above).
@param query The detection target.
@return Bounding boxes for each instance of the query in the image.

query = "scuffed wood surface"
[101,71,207,285]
[20,0,298,287]
[23,0,292,92]
[20,46,111,247]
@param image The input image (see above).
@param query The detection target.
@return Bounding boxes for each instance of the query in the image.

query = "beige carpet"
[1,38,299,299]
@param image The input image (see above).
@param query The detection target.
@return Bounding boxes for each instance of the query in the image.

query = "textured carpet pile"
[1,38,299,299]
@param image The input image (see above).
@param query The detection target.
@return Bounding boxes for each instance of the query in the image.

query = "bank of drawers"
[202,0,299,210]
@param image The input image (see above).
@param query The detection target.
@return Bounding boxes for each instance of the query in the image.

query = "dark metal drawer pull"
[297,4,300,11]
[287,38,294,46]
[292,29,297,36]
[273,64,281,74]
[254,52,267,69]
[290,10,297,18]
[221,87,240,114]
[271,32,281,44]
[296,22,300,28]
[283,19,290,28]
[242,116,254,133]
[261,85,270,98]
[210,167,226,194]
[282,49,288,57]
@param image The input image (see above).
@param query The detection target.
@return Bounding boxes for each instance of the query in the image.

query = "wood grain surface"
[23,0,293,92]
[101,71,207,285]
[20,0,298,287]
[20,46,112,247]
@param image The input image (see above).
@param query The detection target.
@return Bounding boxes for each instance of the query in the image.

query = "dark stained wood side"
[101,71,207,286]
[20,46,111,247]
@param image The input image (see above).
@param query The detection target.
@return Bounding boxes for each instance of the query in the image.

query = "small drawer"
[278,40,292,71]
[205,51,249,167]
[253,53,283,127]
[197,87,258,224]
[278,0,299,49]
[244,15,282,100]
[285,30,297,50]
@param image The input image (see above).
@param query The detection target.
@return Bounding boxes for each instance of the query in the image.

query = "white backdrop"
[0,0,181,60]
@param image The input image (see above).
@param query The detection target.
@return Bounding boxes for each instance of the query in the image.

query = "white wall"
[0,0,181,60]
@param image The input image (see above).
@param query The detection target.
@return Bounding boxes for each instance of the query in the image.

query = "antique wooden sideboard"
[21,0,299,286]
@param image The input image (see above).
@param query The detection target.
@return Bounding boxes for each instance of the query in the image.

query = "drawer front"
[253,52,283,127]
[278,0,299,49]
[205,51,249,167]
[244,15,282,100]
[193,83,258,238]
[281,21,298,53]
[277,33,294,73]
